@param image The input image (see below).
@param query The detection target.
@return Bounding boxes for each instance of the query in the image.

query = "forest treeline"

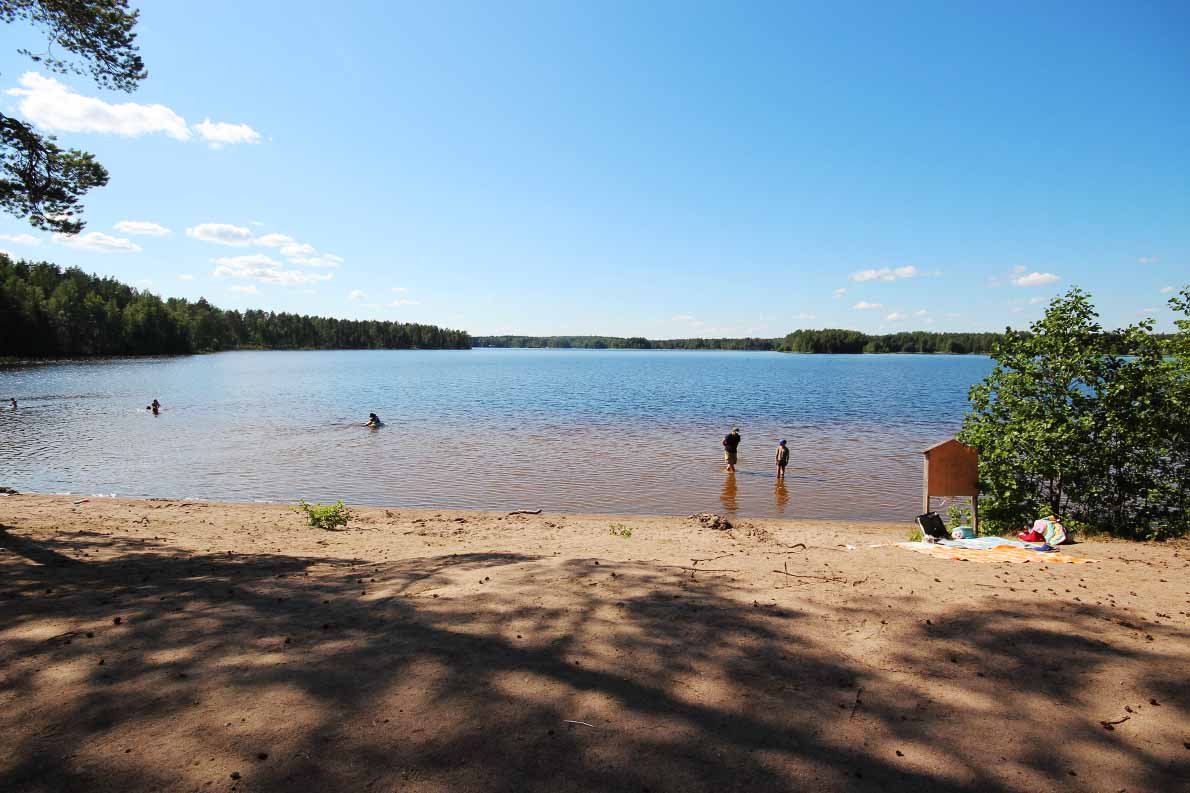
[777,329,1005,354]
[0,257,470,356]
[473,335,778,350]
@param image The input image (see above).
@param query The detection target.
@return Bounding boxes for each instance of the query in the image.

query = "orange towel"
[896,542,1097,564]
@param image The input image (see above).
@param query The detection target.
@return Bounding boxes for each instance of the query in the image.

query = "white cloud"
[228,284,259,295]
[886,312,907,321]
[853,301,883,310]
[0,248,9,257]
[287,254,342,268]
[1159,286,1174,294]
[348,289,366,302]
[793,312,816,321]
[850,265,920,283]
[1010,307,1025,313]
[1138,256,1158,264]
[7,72,190,139]
[1028,296,1046,304]
[187,223,253,246]
[1012,272,1060,287]
[194,118,261,147]
[115,220,171,237]
[253,233,295,248]
[833,287,846,298]
[5,72,264,147]
[177,274,195,281]
[212,254,334,286]
[0,232,39,245]
[913,309,929,317]
[53,231,141,253]
[391,299,420,306]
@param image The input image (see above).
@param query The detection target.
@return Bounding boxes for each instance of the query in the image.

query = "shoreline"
[1,493,1186,792]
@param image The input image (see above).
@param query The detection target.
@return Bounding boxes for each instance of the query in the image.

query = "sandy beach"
[1,493,1186,792]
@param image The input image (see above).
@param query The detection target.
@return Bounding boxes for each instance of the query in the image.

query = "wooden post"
[922,456,930,514]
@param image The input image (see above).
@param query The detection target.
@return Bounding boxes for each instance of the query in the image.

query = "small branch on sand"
[772,568,846,583]
[775,542,807,551]
[1099,716,1130,730]
[849,687,864,719]
[691,553,734,565]
[507,509,542,516]
[563,720,596,728]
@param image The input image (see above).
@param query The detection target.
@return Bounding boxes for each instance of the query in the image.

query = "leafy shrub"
[907,527,924,542]
[295,499,353,530]
[960,286,1189,539]
[608,523,633,539]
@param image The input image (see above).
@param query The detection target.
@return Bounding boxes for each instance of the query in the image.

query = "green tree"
[960,287,1189,538]
[1,1,145,233]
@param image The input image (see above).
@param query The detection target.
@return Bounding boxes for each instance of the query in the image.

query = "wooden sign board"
[922,438,979,527]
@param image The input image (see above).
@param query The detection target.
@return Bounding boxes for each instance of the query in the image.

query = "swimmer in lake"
[147,398,160,415]
[8,398,15,410]
[366,412,383,428]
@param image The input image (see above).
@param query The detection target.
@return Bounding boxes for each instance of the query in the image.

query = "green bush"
[960,287,1189,539]
[295,499,353,530]
[608,523,633,539]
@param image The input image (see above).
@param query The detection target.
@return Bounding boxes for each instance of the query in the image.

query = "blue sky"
[1,1,1186,336]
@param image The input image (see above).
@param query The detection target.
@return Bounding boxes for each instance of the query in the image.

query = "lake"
[0,349,994,521]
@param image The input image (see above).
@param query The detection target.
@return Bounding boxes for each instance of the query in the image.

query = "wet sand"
[1,494,1187,792]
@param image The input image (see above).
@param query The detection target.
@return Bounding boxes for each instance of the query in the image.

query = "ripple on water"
[0,349,993,520]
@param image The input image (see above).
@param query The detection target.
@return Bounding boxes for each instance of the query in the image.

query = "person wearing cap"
[775,439,790,480]
[365,412,384,428]
[722,427,741,472]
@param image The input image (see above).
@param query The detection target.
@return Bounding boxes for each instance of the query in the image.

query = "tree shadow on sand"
[1,525,1184,792]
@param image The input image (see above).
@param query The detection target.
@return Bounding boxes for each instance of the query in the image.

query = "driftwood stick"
[506,509,542,516]
[691,553,734,565]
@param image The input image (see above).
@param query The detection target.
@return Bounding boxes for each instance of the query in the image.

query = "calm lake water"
[0,350,993,521]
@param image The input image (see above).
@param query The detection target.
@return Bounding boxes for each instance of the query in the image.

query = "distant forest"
[0,257,470,357]
[473,335,779,350]
[474,332,1005,353]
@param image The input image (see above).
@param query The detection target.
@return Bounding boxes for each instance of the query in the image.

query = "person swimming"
[8,398,15,410]
[147,398,160,415]
[365,412,383,428]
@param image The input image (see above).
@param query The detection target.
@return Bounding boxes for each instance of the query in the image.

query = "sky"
[1,1,1187,337]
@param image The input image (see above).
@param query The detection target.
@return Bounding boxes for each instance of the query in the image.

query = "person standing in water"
[146,399,160,415]
[722,427,741,472]
[775,439,790,480]
[365,412,383,428]
[8,398,15,410]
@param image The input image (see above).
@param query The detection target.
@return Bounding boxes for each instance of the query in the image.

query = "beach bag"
[1032,517,1067,546]
[915,511,949,540]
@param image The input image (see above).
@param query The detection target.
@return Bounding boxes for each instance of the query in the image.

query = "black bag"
[915,511,949,540]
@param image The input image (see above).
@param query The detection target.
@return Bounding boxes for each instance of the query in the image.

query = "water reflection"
[0,349,992,520]
[720,473,738,514]
[774,480,789,514]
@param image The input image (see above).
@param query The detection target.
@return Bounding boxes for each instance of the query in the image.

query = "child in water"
[365,413,383,428]
[775,439,790,480]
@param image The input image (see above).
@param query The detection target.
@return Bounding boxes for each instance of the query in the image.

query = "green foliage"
[946,501,971,528]
[1,0,146,232]
[907,527,924,542]
[960,287,1190,539]
[295,499,353,530]
[0,255,471,356]
[778,328,1004,354]
[608,523,633,538]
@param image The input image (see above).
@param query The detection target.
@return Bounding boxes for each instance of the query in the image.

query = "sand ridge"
[0,494,1187,792]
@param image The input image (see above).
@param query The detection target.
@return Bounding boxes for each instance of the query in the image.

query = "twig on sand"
[691,553,734,565]
[564,720,596,728]
[849,687,864,719]
[507,509,542,516]
[772,567,846,583]
[1099,716,1130,730]
[776,542,808,551]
